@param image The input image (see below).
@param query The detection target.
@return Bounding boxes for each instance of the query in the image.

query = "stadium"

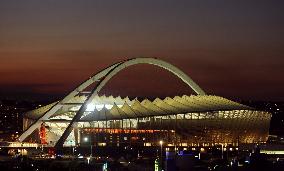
[19,58,271,148]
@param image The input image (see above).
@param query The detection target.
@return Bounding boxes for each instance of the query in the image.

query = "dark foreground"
[0,155,284,171]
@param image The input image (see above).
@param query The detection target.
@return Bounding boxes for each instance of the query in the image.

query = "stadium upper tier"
[24,95,253,121]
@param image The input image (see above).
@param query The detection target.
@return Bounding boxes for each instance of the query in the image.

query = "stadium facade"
[19,58,271,148]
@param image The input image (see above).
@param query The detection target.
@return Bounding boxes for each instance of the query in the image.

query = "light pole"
[84,137,92,157]
[72,146,75,156]
[221,144,224,159]
[90,144,93,157]
[159,140,163,170]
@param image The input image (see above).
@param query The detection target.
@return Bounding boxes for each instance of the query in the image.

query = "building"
[19,58,271,148]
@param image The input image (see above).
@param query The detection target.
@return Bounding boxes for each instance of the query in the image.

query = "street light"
[84,137,92,157]
[159,140,163,170]
[159,140,163,148]
[72,146,75,156]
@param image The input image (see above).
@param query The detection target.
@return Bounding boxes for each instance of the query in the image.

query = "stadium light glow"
[86,103,95,111]
[95,104,104,110]
[105,104,113,109]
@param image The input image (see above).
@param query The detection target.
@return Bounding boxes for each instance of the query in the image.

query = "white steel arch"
[95,57,205,95]
[19,57,205,147]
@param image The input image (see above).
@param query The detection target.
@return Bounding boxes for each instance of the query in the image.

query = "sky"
[0,0,284,101]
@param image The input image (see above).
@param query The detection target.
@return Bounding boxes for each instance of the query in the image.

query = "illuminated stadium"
[19,58,272,148]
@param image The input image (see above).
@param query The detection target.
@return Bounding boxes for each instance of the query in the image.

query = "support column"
[74,128,79,145]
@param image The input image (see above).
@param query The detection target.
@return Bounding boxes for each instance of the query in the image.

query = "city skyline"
[0,0,284,101]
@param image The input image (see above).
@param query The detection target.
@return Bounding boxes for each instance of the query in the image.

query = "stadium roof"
[25,95,252,121]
